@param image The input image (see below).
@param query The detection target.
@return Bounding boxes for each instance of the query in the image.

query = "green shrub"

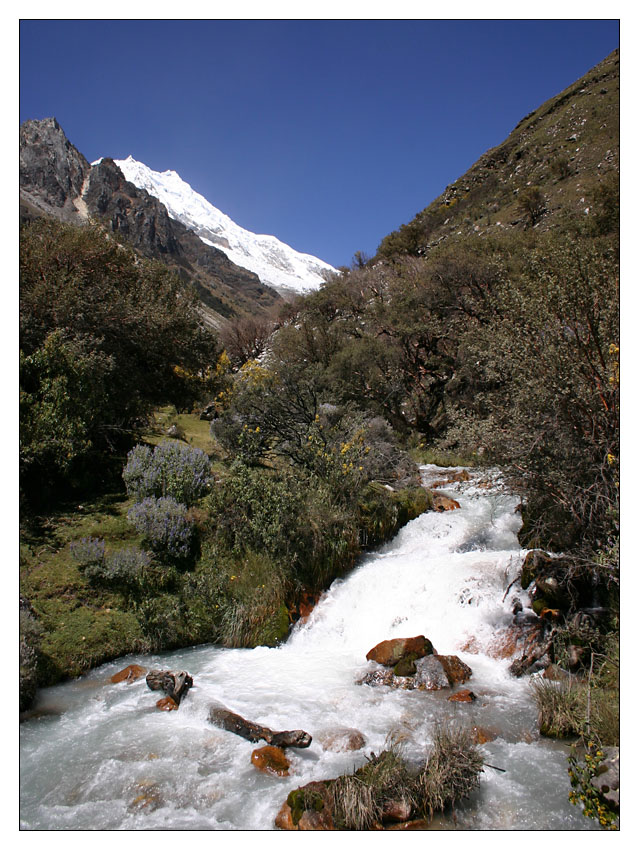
[69,537,106,571]
[20,602,43,711]
[186,547,291,648]
[123,441,212,506]
[568,744,619,829]
[127,497,195,560]
[20,217,219,503]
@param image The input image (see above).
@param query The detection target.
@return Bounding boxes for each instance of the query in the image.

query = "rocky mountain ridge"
[111,155,337,296]
[20,118,281,327]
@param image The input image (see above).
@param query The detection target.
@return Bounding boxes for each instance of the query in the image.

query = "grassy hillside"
[377,50,618,259]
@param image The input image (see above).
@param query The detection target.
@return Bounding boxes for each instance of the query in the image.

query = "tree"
[20,218,220,498]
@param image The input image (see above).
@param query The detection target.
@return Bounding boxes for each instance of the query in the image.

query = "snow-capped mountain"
[111,156,337,295]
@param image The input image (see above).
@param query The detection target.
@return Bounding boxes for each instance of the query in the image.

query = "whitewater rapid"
[19,467,596,830]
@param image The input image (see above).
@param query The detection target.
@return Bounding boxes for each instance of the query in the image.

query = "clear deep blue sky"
[19,19,619,268]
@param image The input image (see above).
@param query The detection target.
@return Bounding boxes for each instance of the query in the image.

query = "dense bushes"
[20,217,219,501]
[127,497,195,561]
[123,441,212,505]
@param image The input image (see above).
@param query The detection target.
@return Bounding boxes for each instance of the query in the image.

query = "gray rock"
[592,746,619,810]
[414,656,451,690]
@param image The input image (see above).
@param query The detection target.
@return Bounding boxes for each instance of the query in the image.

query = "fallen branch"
[208,703,312,748]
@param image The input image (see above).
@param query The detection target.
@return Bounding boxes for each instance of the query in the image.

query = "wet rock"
[275,802,296,830]
[129,781,162,812]
[208,702,312,748]
[317,727,366,752]
[156,696,178,711]
[436,654,473,684]
[414,656,451,690]
[448,689,476,703]
[430,469,470,488]
[251,745,291,777]
[358,668,415,689]
[111,664,146,684]
[146,670,193,705]
[471,726,498,744]
[298,809,334,830]
[291,591,322,625]
[277,781,334,830]
[360,653,472,691]
[432,493,461,512]
[366,635,434,666]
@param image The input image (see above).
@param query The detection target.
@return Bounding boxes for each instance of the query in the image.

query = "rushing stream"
[20,466,596,830]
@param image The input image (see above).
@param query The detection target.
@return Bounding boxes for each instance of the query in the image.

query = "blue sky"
[19,19,619,268]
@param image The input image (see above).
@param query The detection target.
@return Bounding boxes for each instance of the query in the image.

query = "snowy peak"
[112,156,337,295]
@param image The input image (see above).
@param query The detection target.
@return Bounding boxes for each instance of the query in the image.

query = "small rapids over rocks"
[19,467,597,830]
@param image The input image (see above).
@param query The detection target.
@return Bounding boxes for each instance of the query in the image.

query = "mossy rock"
[287,783,328,826]
[393,653,420,676]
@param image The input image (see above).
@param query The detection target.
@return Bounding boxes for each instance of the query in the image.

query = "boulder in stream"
[317,727,366,752]
[591,746,619,810]
[448,689,477,703]
[432,493,461,512]
[366,635,435,666]
[359,654,473,691]
[145,670,193,705]
[111,664,146,684]
[251,745,291,776]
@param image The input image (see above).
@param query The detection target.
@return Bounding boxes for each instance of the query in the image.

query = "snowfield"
[104,156,338,295]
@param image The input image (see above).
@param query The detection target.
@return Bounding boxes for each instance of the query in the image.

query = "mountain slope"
[377,49,619,259]
[111,156,338,296]
[20,118,281,327]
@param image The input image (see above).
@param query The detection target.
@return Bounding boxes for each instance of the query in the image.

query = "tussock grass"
[327,726,483,829]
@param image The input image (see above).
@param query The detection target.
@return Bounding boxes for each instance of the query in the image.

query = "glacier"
[106,156,338,295]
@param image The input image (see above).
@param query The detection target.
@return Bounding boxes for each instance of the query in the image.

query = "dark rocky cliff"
[20,118,281,325]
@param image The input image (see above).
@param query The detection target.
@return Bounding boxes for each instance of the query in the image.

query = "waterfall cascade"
[19,466,596,830]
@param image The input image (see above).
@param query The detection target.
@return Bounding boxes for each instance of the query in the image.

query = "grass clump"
[532,626,619,747]
[326,726,483,829]
[415,723,484,820]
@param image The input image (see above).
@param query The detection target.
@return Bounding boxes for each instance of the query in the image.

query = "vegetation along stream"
[19,467,598,830]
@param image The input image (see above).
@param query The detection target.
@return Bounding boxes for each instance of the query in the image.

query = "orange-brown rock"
[298,809,334,830]
[366,635,434,667]
[471,726,498,745]
[251,745,290,777]
[156,696,178,711]
[275,782,334,830]
[431,470,470,488]
[295,591,322,625]
[111,664,146,684]
[317,727,366,752]
[448,689,477,703]
[485,622,544,660]
[275,802,296,830]
[432,493,461,512]
[435,654,473,684]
